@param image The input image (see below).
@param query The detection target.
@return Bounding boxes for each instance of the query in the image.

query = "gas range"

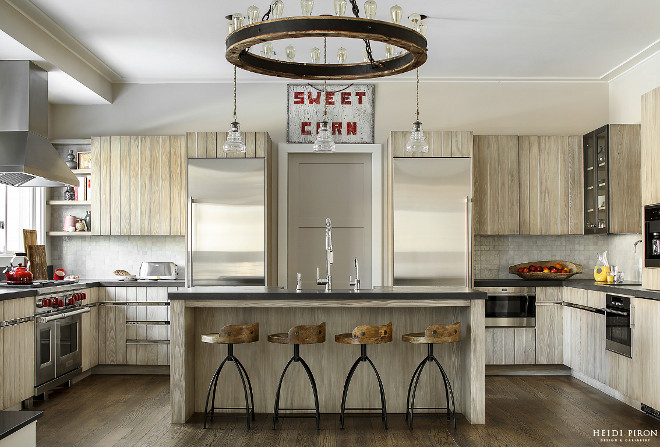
[1,279,79,289]
[35,291,88,319]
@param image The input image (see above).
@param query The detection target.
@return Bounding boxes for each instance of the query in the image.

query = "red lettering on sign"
[308,92,321,104]
[346,122,357,135]
[355,91,366,104]
[293,92,304,104]
[325,92,335,105]
[341,92,351,105]
[301,122,312,135]
[332,122,342,135]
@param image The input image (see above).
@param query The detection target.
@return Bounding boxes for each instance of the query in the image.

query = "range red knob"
[73,293,79,301]
[82,293,87,301]
[68,297,75,305]
[45,298,52,307]
[58,298,64,307]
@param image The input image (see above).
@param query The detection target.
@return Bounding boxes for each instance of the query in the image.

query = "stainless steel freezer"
[393,158,472,286]
[186,158,266,286]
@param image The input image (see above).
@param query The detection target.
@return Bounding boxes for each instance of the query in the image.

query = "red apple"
[550,268,558,273]
[523,268,530,273]
[518,267,524,273]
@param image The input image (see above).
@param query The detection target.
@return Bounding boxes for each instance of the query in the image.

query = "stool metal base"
[340,344,388,429]
[405,343,456,429]
[273,344,320,430]
[203,344,255,430]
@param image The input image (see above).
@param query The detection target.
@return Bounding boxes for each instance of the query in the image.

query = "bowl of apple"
[509,261,582,280]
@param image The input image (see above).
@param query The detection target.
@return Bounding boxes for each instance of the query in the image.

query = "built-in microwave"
[477,287,536,327]
[644,204,660,267]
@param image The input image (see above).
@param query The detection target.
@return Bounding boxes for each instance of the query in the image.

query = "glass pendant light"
[271,0,284,19]
[223,66,246,153]
[364,0,377,19]
[314,38,335,152]
[334,0,347,16]
[301,0,314,16]
[390,5,402,24]
[247,6,260,25]
[405,68,428,153]
[285,45,296,62]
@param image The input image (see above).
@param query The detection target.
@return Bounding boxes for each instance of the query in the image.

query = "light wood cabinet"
[536,287,563,303]
[631,298,660,409]
[563,304,606,382]
[642,87,660,290]
[519,136,583,235]
[536,303,563,364]
[90,135,187,236]
[81,288,99,372]
[486,327,536,365]
[473,136,520,235]
[2,297,35,409]
[514,328,536,364]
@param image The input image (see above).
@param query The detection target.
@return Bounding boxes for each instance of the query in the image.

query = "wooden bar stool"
[201,322,259,430]
[335,322,392,429]
[402,322,460,429]
[268,322,326,430]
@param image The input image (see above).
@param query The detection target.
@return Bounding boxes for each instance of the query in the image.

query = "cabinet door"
[609,124,641,234]
[82,306,99,371]
[519,136,583,235]
[485,328,515,365]
[536,304,563,364]
[473,136,519,235]
[536,287,563,303]
[633,298,660,408]
[642,87,660,207]
[514,328,536,364]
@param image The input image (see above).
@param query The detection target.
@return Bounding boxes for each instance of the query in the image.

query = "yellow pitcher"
[594,266,610,282]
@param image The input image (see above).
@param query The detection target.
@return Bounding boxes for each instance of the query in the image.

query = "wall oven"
[605,294,632,358]
[35,292,89,395]
[477,287,536,327]
[644,204,660,267]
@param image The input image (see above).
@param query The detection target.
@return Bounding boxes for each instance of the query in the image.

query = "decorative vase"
[64,186,75,201]
[65,149,78,169]
[84,211,91,232]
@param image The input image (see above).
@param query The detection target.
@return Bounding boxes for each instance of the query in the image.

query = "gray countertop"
[474,278,660,301]
[0,411,43,441]
[168,286,487,301]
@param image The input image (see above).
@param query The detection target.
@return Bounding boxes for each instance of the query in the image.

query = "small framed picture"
[77,151,91,169]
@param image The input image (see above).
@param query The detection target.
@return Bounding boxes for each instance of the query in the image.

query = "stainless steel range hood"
[0,61,78,187]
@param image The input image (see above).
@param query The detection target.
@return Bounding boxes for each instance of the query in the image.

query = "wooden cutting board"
[26,244,47,280]
[22,229,37,265]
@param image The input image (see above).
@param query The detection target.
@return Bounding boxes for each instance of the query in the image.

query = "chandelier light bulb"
[364,0,377,19]
[247,6,260,24]
[263,42,274,58]
[301,0,314,16]
[313,121,336,152]
[232,13,244,30]
[418,21,427,37]
[337,47,348,64]
[271,0,284,19]
[385,44,395,59]
[285,44,296,62]
[390,5,402,24]
[227,21,235,35]
[334,0,347,16]
[311,47,321,63]
[408,13,422,31]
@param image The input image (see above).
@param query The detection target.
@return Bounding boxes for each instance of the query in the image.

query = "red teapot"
[4,253,34,285]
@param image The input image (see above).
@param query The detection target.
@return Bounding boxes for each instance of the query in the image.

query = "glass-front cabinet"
[584,125,609,234]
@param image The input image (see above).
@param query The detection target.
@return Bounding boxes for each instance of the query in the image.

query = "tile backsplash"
[474,234,644,282]
[48,236,185,279]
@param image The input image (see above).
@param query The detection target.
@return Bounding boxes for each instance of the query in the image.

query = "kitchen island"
[169,286,486,424]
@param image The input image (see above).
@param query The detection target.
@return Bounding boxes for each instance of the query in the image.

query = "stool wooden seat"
[268,323,326,430]
[201,322,259,345]
[336,322,392,429]
[201,322,259,430]
[267,322,326,345]
[403,322,460,430]
[401,322,460,344]
[334,322,392,345]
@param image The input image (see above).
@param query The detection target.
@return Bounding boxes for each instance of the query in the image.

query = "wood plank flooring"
[33,375,659,446]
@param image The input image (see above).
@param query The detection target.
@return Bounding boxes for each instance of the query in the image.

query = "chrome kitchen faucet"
[316,218,333,292]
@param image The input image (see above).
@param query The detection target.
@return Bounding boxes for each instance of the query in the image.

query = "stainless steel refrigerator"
[393,158,472,287]
[186,158,267,286]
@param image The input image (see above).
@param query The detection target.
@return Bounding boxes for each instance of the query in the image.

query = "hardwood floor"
[33,375,659,446]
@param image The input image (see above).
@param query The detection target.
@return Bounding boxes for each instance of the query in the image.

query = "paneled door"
[288,153,372,289]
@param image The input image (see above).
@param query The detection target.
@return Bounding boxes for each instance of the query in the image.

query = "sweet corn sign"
[287,84,375,144]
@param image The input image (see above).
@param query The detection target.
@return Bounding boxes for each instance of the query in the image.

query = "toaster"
[138,262,177,280]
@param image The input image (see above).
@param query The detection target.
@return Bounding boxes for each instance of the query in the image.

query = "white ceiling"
[1,0,660,103]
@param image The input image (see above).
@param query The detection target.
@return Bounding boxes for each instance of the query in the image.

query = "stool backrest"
[352,322,392,343]
[287,322,326,344]
[217,322,259,343]
[425,322,460,343]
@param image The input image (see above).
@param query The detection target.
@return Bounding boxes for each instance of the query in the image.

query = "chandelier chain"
[348,0,378,66]
[415,68,420,121]
[261,4,272,21]
[233,65,237,121]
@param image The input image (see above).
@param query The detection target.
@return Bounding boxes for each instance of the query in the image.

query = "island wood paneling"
[473,135,519,235]
[609,124,641,234]
[518,136,583,235]
[90,136,186,236]
[642,87,660,290]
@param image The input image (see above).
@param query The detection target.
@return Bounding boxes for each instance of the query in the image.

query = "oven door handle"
[37,307,90,323]
[606,308,629,316]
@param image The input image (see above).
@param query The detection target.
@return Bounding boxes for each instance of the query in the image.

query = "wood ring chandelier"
[226,15,427,80]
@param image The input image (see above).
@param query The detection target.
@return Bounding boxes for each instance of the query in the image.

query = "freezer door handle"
[466,195,473,288]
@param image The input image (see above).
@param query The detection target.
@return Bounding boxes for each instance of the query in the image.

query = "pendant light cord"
[415,68,420,121]
[323,37,328,119]
[233,65,238,122]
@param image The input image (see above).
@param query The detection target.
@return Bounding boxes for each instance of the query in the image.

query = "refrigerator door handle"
[186,197,194,287]
[466,195,472,288]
